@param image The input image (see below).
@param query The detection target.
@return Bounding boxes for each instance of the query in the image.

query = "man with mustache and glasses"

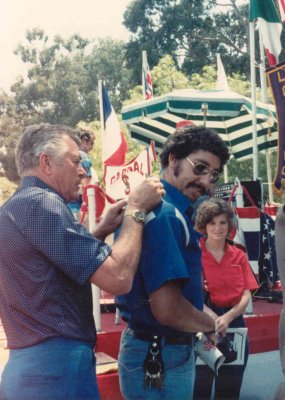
[117,125,230,400]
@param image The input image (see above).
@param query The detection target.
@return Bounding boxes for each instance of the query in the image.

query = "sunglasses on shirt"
[185,157,220,184]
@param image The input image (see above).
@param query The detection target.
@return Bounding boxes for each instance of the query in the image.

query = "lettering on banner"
[277,72,285,96]
[110,161,145,186]
[277,71,285,82]
[122,174,130,195]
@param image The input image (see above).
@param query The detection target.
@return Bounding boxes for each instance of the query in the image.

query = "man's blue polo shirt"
[0,176,111,348]
[117,180,204,337]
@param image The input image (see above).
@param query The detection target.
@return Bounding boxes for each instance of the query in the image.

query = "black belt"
[132,330,195,345]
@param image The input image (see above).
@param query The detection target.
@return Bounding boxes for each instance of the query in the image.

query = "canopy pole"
[250,21,258,180]
[223,164,228,183]
[258,31,274,203]
[202,103,208,126]
[98,80,105,165]
[265,152,274,202]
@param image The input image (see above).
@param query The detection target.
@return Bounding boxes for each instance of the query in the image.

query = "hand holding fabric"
[127,176,164,213]
[93,199,127,240]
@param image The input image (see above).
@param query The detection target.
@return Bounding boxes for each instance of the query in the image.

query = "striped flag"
[148,140,157,165]
[278,0,285,22]
[142,50,153,99]
[100,81,127,166]
[249,0,282,66]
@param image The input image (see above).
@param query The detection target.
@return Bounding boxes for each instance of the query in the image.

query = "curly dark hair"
[159,125,230,172]
[195,198,235,235]
[77,128,94,142]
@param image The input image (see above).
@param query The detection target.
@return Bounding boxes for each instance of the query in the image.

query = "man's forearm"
[150,283,216,334]
[166,299,216,333]
[90,212,144,295]
[110,214,144,278]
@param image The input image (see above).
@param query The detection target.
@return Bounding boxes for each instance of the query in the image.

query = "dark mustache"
[185,183,207,196]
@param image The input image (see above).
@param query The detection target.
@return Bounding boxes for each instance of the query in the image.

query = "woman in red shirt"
[193,198,258,400]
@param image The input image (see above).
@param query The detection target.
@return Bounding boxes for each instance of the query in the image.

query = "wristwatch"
[124,209,146,223]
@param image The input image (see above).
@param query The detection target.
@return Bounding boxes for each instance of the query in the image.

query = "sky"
[0,0,248,93]
[0,0,132,92]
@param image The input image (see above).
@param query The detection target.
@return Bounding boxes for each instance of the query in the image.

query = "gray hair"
[16,123,80,177]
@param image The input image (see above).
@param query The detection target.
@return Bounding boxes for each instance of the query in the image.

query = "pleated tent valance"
[121,89,277,161]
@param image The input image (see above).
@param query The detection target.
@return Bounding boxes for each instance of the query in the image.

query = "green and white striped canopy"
[121,89,277,160]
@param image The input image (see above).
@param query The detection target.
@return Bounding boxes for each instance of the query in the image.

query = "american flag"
[258,211,278,285]
[142,50,153,100]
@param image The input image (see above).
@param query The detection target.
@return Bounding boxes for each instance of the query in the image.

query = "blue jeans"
[118,328,196,400]
[0,337,100,400]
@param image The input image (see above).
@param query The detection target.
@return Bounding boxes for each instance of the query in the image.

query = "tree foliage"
[0,3,284,202]
[0,177,18,206]
[124,54,191,103]
[10,29,131,127]
[123,0,250,84]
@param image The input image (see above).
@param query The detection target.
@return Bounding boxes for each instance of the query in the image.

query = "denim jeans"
[118,328,196,400]
[0,337,100,400]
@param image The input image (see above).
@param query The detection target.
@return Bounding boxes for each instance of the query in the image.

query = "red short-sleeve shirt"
[200,238,259,308]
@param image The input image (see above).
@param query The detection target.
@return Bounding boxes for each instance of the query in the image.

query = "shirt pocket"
[227,264,245,296]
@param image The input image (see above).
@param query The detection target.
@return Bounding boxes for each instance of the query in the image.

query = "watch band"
[124,209,146,223]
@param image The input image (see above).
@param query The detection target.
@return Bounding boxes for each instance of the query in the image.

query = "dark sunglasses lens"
[193,163,208,175]
[193,162,220,183]
[210,173,220,183]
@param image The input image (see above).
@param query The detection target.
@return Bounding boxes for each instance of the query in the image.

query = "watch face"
[135,211,146,222]
[125,209,146,223]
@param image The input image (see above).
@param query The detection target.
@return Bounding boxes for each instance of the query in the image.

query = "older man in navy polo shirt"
[0,123,164,400]
[117,125,230,400]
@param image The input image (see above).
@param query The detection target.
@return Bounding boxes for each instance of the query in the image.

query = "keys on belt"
[130,330,194,390]
[143,335,163,390]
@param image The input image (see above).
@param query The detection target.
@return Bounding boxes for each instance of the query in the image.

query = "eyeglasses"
[185,157,220,184]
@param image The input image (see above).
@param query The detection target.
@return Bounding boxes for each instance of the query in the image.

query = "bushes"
[0,177,18,206]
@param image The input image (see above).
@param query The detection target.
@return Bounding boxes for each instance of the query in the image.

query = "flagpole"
[86,79,105,332]
[87,186,101,332]
[142,50,153,100]
[249,21,258,180]
[98,80,105,164]
[216,53,229,183]
[258,31,274,202]
[142,50,147,99]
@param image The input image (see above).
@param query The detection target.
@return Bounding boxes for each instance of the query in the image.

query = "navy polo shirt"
[0,176,111,348]
[117,180,204,337]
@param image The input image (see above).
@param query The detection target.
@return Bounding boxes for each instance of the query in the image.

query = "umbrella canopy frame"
[122,89,278,161]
